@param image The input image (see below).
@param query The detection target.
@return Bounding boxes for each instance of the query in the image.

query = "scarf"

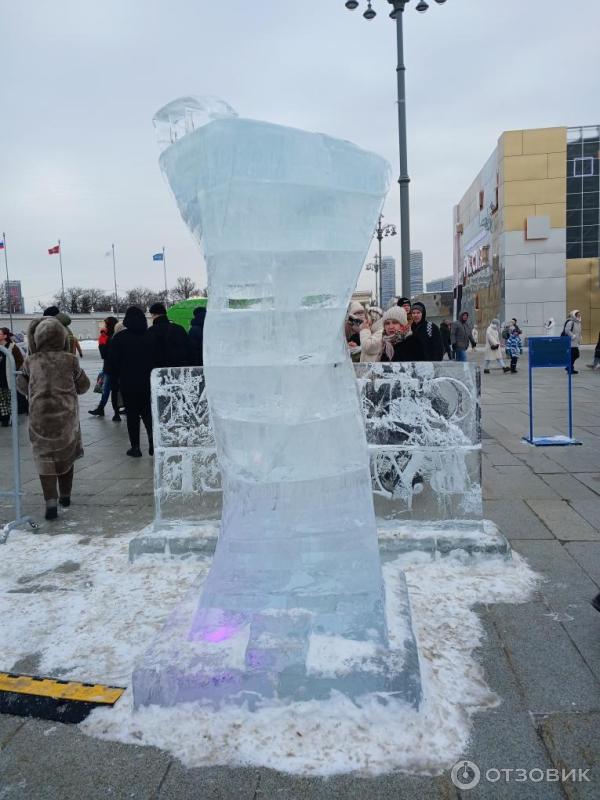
[383,330,410,361]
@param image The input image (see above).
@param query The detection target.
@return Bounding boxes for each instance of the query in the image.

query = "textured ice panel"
[150,361,482,527]
[133,98,421,709]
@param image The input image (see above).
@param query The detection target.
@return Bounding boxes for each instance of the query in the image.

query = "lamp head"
[345,1,359,9]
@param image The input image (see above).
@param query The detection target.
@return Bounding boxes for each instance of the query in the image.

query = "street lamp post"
[365,255,381,305]
[374,213,397,307]
[343,0,448,296]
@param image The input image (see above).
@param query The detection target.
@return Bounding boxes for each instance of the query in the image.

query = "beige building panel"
[567,258,596,275]
[504,177,566,206]
[503,154,548,181]
[500,130,523,157]
[590,309,600,338]
[548,152,567,179]
[522,127,567,155]
[535,203,566,228]
[504,204,536,231]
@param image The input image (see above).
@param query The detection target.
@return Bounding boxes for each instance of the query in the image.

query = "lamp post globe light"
[344,0,448,296]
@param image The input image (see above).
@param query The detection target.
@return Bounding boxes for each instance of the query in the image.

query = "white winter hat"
[348,301,365,316]
[382,306,407,325]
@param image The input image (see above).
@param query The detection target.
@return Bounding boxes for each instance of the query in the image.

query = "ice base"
[132,568,421,710]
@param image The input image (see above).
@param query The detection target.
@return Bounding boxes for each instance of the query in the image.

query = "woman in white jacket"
[483,319,510,374]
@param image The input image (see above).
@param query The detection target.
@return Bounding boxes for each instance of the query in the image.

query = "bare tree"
[170,276,199,302]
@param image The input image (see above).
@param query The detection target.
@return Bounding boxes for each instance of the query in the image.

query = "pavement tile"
[565,543,600,586]
[0,717,170,800]
[158,762,260,800]
[474,607,526,711]
[526,499,600,541]
[254,769,458,800]
[541,474,600,503]
[510,540,599,605]
[483,499,554,540]
[488,602,600,712]
[461,711,564,798]
[566,499,600,531]
[483,466,559,501]
[572,473,600,496]
[537,713,600,799]
[0,716,26,750]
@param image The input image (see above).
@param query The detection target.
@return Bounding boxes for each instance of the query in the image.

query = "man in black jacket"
[147,302,192,368]
[410,301,443,361]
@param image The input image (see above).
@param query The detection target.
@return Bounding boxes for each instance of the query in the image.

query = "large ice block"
[133,97,421,709]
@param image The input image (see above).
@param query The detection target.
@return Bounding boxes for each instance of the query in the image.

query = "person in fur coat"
[483,319,510,374]
[17,317,90,520]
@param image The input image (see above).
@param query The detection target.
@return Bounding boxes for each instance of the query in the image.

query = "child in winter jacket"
[505,331,523,373]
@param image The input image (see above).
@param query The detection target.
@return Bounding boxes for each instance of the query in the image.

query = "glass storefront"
[567,126,600,259]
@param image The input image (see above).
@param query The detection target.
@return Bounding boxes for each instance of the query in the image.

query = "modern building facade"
[453,125,600,343]
[426,275,453,293]
[409,250,423,297]
[2,280,24,314]
[380,256,396,308]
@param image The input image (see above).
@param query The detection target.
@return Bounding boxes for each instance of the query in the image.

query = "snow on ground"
[80,339,100,351]
[0,528,539,777]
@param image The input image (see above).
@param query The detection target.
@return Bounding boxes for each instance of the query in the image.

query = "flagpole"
[58,238,66,311]
[162,246,168,304]
[2,232,13,328]
[111,243,119,318]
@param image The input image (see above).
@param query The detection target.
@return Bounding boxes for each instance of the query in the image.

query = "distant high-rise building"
[409,251,423,297]
[426,275,454,293]
[379,256,396,308]
[2,280,24,314]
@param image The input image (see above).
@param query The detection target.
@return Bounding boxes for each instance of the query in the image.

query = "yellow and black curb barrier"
[0,672,125,724]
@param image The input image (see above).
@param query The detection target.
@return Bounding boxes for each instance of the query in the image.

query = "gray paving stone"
[461,711,564,798]
[0,717,170,799]
[483,466,559,500]
[0,716,26,749]
[483,499,554,540]
[158,762,259,800]
[572,473,600,496]
[541,473,600,502]
[474,607,526,711]
[526,499,600,541]
[511,540,598,605]
[567,498,600,531]
[489,602,600,712]
[481,442,523,466]
[566,543,600,586]
[512,452,564,474]
[254,769,458,800]
[537,713,600,799]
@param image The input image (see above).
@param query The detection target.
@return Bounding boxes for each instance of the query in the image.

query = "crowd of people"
[0,302,205,521]
[0,296,597,522]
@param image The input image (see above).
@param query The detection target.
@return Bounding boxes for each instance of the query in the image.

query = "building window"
[574,157,595,177]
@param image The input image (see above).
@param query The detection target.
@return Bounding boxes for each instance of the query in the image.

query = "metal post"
[0,344,36,543]
[162,246,168,304]
[567,357,573,440]
[58,238,66,311]
[394,6,411,298]
[528,354,534,443]
[111,243,119,318]
[2,231,13,329]
[377,231,383,308]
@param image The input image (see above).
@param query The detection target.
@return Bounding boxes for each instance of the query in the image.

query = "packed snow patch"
[0,528,539,776]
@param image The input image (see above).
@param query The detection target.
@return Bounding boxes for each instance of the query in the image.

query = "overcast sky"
[2,0,600,311]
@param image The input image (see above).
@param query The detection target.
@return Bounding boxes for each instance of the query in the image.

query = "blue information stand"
[523,337,581,446]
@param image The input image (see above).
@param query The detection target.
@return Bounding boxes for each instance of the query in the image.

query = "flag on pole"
[48,244,60,255]
[153,252,164,261]
[0,239,4,250]
[104,251,112,257]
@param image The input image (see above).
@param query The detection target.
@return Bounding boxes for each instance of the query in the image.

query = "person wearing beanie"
[396,297,412,324]
[379,306,425,362]
[16,317,90,520]
[147,301,192,368]
[188,306,207,367]
[105,306,154,457]
[410,301,443,361]
[451,311,477,362]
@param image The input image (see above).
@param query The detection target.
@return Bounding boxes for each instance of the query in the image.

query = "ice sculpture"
[133,97,421,708]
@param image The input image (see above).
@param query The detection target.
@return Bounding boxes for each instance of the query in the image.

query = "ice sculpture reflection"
[133,97,421,707]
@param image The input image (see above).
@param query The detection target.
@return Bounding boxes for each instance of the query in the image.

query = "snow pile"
[0,530,539,776]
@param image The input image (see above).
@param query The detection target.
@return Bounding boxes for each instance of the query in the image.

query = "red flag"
[48,244,60,255]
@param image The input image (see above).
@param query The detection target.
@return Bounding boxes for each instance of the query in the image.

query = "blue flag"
[153,252,164,261]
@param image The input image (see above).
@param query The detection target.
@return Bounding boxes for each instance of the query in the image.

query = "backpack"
[561,320,572,337]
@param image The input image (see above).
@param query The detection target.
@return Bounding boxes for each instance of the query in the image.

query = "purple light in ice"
[201,625,240,643]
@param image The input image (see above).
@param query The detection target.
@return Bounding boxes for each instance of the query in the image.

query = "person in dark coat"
[146,302,191,368]
[439,320,453,360]
[188,306,206,367]
[105,306,153,458]
[379,306,425,362]
[451,311,477,362]
[410,302,443,361]
[89,316,121,420]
